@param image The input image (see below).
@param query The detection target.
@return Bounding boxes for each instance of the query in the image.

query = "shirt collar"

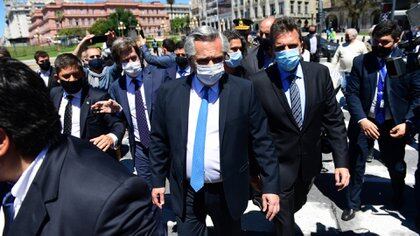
[11,147,48,200]
[192,74,219,103]
[63,89,82,99]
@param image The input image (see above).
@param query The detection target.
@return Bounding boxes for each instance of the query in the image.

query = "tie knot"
[2,192,15,206]
[201,87,209,101]
[132,79,141,90]
[66,94,74,101]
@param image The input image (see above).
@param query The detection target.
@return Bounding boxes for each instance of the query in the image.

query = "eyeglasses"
[88,55,101,59]
[274,44,299,52]
[176,53,186,57]
[195,56,225,65]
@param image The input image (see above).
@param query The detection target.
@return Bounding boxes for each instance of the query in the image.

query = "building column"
[284,0,290,15]
[265,0,270,16]
[231,0,236,20]
[275,0,280,17]
[257,0,263,19]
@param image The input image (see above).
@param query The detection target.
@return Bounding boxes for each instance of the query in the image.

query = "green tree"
[334,0,380,28]
[170,16,189,34]
[58,27,86,37]
[107,8,138,36]
[89,19,111,35]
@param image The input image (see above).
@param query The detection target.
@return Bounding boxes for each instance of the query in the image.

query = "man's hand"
[105,30,116,45]
[359,119,380,140]
[261,193,280,221]
[390,123,406,138]
[90,134,114,152]
[335,168,350,191]
[91,99,121,113]
[136,35,147,48]
[81,34,95,46]
[151,188,165,209]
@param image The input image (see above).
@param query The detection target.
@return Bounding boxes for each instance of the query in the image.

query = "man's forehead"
[86,48,101,55]
[194,38,223,58]
[275,30,300,42]
[60,66,81,75]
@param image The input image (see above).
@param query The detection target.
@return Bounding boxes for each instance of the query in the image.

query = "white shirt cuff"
[107,133,119,149]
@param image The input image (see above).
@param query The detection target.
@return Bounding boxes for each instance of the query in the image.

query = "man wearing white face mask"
[250,17,350,236]
[223,30,247,77]
[149,26,280,235]
[93,38,166,188]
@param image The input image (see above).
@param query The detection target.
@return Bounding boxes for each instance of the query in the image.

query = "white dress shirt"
[59,90,82,138]
[11,147,48,218]
[38,69,51,87]
[176,66,191,79]
[186,77,221,183]
[279,64,306,120]
[126,74,151,143]
[309,34,318,54]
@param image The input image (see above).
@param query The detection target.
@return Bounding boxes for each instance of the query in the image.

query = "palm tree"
[167,0,174,19]
[56,11,64,29]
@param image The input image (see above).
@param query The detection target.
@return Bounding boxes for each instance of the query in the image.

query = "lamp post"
[34,28,41,46]
[118,21,126,36]
[136,23,142,36]
[161,20,165,36]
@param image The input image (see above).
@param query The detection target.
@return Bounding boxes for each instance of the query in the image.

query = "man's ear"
[0,128,10,158]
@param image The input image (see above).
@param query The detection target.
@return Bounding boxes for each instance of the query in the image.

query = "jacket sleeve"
[141,45,174,68]
[149,85,170,188]
[405,70,420,122]
[93,177,162,236]
[345,56,367,122]
[248,83,280,194]
[98,92,126,145]
[321,66,349,168]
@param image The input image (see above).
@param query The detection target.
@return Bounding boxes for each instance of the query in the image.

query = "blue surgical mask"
[196,62,225,86]
[275,48,301,71]
[225,51,243,68]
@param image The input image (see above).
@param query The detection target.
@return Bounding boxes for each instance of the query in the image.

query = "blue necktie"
[2,192,15,235]
[375,60,387,124]
[133,79,151,148]
[190,87,209,192]
[289,76,303,129]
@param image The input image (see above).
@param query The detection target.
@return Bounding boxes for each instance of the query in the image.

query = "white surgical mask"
[122,60,142,78]
[225,51,243,68]
[195,62,225,86]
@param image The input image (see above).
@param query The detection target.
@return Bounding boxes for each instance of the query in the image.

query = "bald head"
[345,28,358,42]
[259,16,276,38]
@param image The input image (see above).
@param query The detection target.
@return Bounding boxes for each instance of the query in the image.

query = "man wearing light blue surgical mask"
[249,17,349,236]
[223,29,247,77]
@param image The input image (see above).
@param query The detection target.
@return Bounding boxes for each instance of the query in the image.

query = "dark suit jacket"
[108,67,164,156]
[250,62,348,191]
[242,46,269,79]
[150,73,280,219]
[7,136,159,236]
[346,49,420,140]
[303,34,321,55]
[50,85,125,146]
[38,66,59,90]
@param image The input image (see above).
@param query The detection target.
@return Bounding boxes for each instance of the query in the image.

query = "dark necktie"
[289,76,303,129]
[63,95,73,135]
[133,80,151,148]
[375,59,387,124]
[2,192,15,235]
[190,87,209,192]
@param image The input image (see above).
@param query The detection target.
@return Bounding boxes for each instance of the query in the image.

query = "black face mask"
[39,61,51,71]
[88,58,105,71]
[372,45,393,58]
[257,37,272,51]
[176,56,189,68]
[308,30,316,35]
[61,78,84,94]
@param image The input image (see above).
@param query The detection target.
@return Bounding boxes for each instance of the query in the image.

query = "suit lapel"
[53,88,64,110]
[9,137,68,236]
[218,74,230,145]
[118,76,133,128]
[79,86,90,138]
[180,75,192,170]
[267,65,300,130]
[301,62,314,131]
[142,70,153,117]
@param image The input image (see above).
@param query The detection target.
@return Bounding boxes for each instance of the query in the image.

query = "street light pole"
[391,0,396,20]
[318,0,323,34]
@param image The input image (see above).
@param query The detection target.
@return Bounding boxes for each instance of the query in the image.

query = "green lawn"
[8,45,77,61]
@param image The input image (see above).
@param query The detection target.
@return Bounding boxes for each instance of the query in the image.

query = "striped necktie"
[289,76,303,129]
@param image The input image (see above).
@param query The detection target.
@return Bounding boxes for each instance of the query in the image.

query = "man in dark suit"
[303,25,322,62]
[0,57,160,235]
[242,16,276,79]
[93,38,166,185]
[149,26,280,235]
[249,17,350,235]
[343,20,420,221]
[34,50,59,90]
[50,53,125,158]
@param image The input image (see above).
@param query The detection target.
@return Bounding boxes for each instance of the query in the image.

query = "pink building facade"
[29,0,170,45]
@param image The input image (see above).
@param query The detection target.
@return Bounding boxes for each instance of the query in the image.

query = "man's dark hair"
[175,40,185,50]
[270,17,303,43]
[372,20,402,41]
[111,37,143,65]
[0,47,11,58]
[0,57,61,156]
[162,39,176,52]
[223,29,247,55]
[54,53,83,74]
[34,50,49,61]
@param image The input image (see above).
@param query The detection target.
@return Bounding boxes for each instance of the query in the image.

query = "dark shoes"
[341,209,357,221]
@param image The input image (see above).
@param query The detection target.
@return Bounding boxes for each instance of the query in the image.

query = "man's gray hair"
[184,26,230,58]
[345,28,358,40]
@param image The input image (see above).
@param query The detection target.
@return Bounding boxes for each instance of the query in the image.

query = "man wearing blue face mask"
[149,26,280,235]
[223,30,247,77]
[250,17,350,236]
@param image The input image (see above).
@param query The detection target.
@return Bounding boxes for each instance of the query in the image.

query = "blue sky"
[0,0,189,37]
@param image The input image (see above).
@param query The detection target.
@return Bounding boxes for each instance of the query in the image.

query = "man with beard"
[242,16,276,79]
[342,20,420,220]
[34,51,59,90]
